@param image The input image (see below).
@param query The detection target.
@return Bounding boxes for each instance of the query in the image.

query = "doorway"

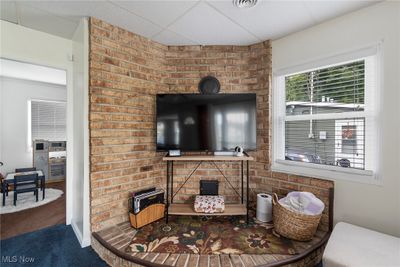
[0,59,67,239]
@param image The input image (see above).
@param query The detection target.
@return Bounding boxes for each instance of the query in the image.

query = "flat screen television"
[156,94,257,152]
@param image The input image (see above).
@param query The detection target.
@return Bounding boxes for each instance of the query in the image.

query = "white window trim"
[272,44,383,185]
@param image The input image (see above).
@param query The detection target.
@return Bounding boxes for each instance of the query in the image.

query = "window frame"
[272,45,382,185]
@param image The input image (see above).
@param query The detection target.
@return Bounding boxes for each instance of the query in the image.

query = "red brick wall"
[89,18,334,232]
[89,18,167,231]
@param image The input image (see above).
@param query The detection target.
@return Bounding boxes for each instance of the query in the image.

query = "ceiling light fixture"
[233,0,258,9]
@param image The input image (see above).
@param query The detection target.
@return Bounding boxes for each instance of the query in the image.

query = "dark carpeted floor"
[0,224,107,267]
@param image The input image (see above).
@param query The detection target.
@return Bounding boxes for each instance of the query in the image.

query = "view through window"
[284,60,367,170]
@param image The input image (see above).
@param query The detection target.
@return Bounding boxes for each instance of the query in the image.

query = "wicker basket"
[272,193,322,241]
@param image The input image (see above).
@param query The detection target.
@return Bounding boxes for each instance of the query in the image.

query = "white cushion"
[323,222,400,267]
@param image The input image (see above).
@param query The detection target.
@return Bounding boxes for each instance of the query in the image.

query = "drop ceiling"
[0,0,381,45]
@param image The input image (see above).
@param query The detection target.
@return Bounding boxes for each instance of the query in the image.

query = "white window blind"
[280,56,377,172]
[31,100,66,141]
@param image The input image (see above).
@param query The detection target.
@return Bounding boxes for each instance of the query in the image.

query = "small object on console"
[168,149,181,157]
[200,180,219,195]
[234,146,244,157]
[214,151,236,156]
[194,195,225,213]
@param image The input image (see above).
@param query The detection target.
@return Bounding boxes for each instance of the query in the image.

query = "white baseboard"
[71,220,83,244]
[71,220,91,248]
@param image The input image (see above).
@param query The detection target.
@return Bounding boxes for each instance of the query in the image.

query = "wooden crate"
[129,203,165,229]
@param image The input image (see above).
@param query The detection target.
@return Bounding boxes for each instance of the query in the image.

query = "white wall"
[272,1,400,237]
[0,20,72,70]
[0,77,67,172]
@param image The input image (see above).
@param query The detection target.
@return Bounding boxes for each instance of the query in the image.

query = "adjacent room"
[0,1,399,267]
[0,58,67,239]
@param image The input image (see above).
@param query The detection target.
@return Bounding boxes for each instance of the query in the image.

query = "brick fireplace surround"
[89,17,334,265]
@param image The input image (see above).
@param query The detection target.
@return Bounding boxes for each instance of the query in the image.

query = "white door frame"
[68,17,90,247]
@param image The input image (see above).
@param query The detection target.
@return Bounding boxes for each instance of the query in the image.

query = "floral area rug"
[127,215,297,255]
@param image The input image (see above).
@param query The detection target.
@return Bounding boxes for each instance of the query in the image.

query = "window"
[273,46,380,183]
[30,100,67,142]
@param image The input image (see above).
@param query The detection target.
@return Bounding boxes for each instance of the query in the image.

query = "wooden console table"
[163,154,254,223]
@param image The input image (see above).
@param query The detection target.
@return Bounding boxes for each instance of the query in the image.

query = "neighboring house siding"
[285,105,360,166]
[286,120,337,165]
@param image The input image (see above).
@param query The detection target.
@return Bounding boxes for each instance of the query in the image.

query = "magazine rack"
[129,203,165,229]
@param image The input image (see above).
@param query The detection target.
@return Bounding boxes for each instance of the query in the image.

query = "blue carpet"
[0,224,107,267]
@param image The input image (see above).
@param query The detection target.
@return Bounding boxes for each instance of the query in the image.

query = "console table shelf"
[163,155,254,161]
[169,203,247,216]
[164,154,253,223]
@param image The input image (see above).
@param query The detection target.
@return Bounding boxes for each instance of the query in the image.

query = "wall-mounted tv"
[156,94,257,152]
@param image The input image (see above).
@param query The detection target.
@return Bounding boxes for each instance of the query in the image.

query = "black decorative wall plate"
[198,76,220,94]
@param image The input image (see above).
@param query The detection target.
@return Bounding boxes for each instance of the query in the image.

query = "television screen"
[156,94,257,151]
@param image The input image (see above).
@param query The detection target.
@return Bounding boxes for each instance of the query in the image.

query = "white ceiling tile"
[91,2,163,38]
[16,0,101,16]
[303,1,379,23]
[168,1,259,45]
[0,1,18,24]
[3,0,382,44]
[152,29,197,45]
[18,3,79,39]
[207,0,316,40]
[16,0,104,23]
[111,0,199,27]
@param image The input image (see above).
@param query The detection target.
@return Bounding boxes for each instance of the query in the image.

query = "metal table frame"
[165,154,251,224]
